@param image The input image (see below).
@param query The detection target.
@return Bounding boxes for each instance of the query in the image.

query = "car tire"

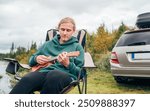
[136,12,150,28]
[114,76,129,83]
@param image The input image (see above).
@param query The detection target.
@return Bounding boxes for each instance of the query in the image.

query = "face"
[59,22,75,43]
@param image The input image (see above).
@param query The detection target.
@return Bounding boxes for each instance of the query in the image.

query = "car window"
[116,31,150,47]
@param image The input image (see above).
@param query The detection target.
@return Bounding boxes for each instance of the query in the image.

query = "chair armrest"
[76,52,96,81]
[4,58,31,75]
[4,58,18,62]
[19,64,31,70]
[4,58,31,70]
[84,52,96,68]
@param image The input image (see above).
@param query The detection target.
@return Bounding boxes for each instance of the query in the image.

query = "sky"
[0,0,150,53]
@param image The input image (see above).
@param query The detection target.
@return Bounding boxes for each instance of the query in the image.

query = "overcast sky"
[0,0,150,53]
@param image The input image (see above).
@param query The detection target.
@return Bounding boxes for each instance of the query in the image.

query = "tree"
[111,22,129,50]
[10,42,14,53]
[16,46,26,55]
[86,32,95,53]
[30,41,37,50]
[10,42,15,58]
[93,24,113,54]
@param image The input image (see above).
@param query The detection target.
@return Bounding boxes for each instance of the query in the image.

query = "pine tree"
[111,22,129,50]
[10,42,14,54]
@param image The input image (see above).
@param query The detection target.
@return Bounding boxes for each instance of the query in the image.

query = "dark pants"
[9,70,72,94]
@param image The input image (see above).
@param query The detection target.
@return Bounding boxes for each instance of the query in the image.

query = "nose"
[63,30,67,35]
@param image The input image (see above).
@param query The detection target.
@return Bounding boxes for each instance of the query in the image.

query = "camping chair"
[4,29,95,94]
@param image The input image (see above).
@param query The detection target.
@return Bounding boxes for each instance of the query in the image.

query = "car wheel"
[114,76,129,83]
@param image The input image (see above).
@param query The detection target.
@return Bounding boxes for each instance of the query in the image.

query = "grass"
[10,68,150,94]
[69,69,150,94]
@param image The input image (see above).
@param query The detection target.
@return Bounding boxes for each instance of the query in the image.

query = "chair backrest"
[45,29,58,41]
[45,29,87,49]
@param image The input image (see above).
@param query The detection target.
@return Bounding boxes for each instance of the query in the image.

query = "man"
[10,17,84,94]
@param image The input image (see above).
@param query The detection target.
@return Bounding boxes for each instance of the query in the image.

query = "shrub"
[95,53,111,72]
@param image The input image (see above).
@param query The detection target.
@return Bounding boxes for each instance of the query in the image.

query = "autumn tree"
[93,24,113,54]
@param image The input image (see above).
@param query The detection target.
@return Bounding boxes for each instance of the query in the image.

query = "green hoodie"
[29,35,84,80]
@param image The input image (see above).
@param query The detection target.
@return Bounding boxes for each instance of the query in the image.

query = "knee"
[49,70,62,74]
[19,76,33,84]
[46,70,72,83]
[48,70,67,78]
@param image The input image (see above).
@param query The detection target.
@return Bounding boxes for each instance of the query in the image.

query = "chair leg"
[84,75,87,94]
[77,75,87,94]
[81,78,85,93]
[77,83,82,94]
[81,75,87,94]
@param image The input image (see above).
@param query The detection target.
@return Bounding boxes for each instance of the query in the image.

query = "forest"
[0,22,131,72]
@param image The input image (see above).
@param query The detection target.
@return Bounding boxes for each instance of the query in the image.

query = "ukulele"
[31,51,80,71]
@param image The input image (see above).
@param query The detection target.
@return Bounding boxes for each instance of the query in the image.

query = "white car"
[110,12,150,83]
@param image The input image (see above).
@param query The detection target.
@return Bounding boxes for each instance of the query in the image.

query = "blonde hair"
[58,17,76,30]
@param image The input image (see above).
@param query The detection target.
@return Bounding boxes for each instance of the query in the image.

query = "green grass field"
[11,68,150,94]
[69,69,150,94]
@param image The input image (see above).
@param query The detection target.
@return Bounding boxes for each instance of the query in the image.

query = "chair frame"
[4,29,95,94]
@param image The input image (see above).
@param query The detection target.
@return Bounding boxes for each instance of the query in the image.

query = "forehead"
[59,22,74,29]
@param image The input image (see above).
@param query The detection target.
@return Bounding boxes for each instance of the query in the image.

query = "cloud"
[0,0,150,53]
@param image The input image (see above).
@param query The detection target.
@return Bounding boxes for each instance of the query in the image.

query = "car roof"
[125,28,150,34]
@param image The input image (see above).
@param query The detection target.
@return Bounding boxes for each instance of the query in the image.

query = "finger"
[41,57,50,62]
[38,58,46,64]
[61,52,68,60]
[58,53,66,62]
[41,55,51,61]
[59,53,64,60]
[58,54,63,62]
[37,55,50,64]
[62,52,67,57]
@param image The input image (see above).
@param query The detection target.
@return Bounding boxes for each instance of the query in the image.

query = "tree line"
[0,42,37,63]
[86,22,130,59]
[0,22,131,67]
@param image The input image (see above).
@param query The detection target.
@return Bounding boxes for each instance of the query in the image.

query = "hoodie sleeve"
[67,44,84,77]
[28,43,46,67]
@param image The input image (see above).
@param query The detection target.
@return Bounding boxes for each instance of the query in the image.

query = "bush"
[95,53,111,72]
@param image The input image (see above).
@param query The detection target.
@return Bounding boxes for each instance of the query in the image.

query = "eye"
[66,29,71,32]
[60,28,65,31]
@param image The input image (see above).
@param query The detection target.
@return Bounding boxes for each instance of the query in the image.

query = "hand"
[36,55,51,64]
[57,52,70,67]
